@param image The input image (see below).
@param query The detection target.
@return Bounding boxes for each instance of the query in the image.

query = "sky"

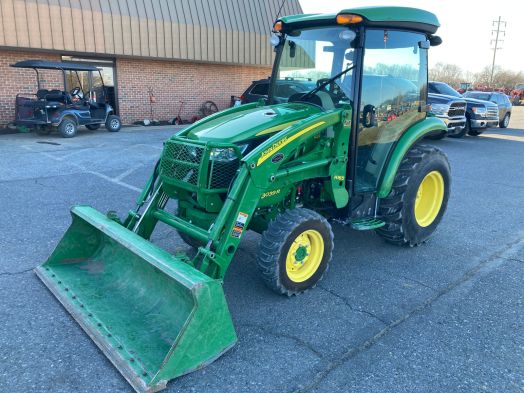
[298,0,524,75]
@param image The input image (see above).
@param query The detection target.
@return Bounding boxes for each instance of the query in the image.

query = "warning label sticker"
[231,212,248,238]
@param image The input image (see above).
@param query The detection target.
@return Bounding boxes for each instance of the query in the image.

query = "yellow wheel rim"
[414,170,445,227]
[285,230,324,283]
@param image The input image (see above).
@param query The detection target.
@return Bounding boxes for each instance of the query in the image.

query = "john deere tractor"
[36,7,450,393]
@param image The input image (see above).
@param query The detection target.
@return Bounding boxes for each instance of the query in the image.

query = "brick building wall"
[116,58,271,124]
[0,50,63,126]
[0,48,271,127]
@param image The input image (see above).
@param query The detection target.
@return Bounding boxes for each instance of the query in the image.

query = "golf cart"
[11,60,121,138]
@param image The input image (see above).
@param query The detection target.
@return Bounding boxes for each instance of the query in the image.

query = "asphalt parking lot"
[1,108,523,393]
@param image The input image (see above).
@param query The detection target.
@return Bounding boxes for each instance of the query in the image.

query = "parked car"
[11,60,121,138]
[463,91,512,129]
[426,92,467,139]
[428,82,499,136]
[240,78,315,104]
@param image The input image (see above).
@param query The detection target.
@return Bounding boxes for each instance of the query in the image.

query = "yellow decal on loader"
[255,120,300,136]
[334,175,345,181]
[257,121,326,166]
[261,189,281,199]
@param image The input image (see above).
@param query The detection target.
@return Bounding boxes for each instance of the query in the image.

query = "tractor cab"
[11,60,121,137]
[269,10,439,196]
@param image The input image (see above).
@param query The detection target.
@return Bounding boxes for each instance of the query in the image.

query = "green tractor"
[36,6,450,393]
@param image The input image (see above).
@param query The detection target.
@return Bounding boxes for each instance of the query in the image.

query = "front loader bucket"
[35,206,237,393]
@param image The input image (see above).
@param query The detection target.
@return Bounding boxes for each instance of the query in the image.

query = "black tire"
[499,113,510,128]
[58,118,77,138]
[468,129,483,136]
[175,208,205,248]
[425,130,446,140]
[447,126,466,138]
[86,124,101,130]
[105,115,122,132]
[177,230,205,249]
[256,208,334,296]
[376,144,451,247]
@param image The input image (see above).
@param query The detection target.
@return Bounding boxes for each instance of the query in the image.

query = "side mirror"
[289,41,296,58]
[429,35,442,46]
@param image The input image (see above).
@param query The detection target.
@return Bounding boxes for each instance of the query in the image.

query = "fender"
[377,116,446,198]
[52,109,80,126]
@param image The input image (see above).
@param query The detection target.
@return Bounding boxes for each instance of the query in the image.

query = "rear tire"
[105,115,122,132]
[86,124,101,130]
[256,208,333,296]
[58,118,77,138]
[376,144,451,246]
[499,113,510,128]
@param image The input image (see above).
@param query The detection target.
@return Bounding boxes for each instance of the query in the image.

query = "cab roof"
[278,6,440,35]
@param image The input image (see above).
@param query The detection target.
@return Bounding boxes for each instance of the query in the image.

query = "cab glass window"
[356,29,427,192]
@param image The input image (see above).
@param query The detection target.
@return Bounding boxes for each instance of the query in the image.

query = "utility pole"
[490,16,506,86]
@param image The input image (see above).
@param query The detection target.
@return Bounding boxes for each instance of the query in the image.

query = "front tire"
[105,115,122,132]
[468,129,483,136]
[256,208,333,296]
[58,118,77,138]
[499,113,510,128]
[376,144,451,246]
[447,126,466,138]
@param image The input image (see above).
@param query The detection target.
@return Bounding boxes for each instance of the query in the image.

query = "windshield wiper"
[302,64,355,99]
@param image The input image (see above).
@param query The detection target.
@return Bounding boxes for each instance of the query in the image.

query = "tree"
[429,63,464,87]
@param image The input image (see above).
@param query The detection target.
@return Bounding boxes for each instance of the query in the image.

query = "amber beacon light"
[336,14,363,24]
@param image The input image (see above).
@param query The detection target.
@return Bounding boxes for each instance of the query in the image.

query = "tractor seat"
[45,90,67,102]
[288,91,335,111]
[36,89,50,100]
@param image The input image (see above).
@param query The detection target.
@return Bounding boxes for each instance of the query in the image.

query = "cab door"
[355,29,428,193]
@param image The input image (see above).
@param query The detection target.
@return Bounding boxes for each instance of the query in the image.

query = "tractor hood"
[185,103,322,144]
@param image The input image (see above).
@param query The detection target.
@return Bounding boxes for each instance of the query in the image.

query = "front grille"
[160,140,240,191]
[161,141,204,186]
[448,102,466,117]
[208,160,240,189]
[486,106,498,118]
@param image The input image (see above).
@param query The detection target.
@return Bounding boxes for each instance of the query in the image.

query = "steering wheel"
[70,87,83,100]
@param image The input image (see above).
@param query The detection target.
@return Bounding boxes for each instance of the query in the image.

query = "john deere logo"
[271,153,284,163]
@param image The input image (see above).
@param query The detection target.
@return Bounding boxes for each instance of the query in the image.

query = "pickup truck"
[427,92,467,138]
[429,82,499,136]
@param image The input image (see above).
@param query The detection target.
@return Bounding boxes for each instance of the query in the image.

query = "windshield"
[429,82,462,98]
[272,26,356,105]
[464,92,491,101]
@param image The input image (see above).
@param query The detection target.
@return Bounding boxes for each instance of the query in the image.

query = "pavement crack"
[317,285,388,325]
[0,267,33,277]
[293,236,524,393]
[504,257,524,264]
[395,274,437,291]
[239,322,323,359]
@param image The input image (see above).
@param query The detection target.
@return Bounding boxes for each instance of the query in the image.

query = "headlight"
[210,144,248,161]
[471,106,486,116]
[430,103,450,116]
